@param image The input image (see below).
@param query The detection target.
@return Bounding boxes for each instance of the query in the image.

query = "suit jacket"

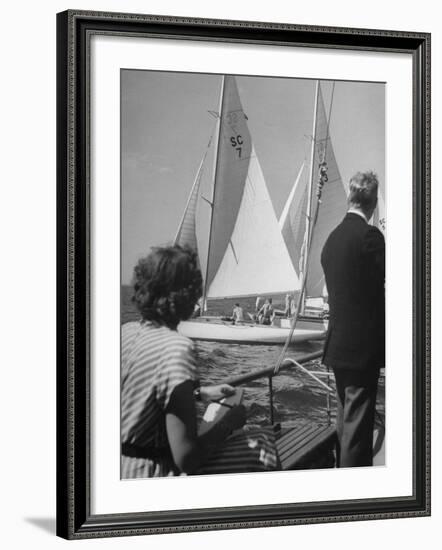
[321,212,385,371]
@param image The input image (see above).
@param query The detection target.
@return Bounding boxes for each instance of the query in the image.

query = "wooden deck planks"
[276,423,336,470]
[276,424,315,455]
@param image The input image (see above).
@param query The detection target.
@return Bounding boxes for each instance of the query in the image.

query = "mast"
[300,80,319,314]
[202,75,225,313]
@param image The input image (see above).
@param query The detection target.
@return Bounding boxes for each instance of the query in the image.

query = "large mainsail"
[306,83,348,298]
[280,82,348,299]
[205,76,252,293]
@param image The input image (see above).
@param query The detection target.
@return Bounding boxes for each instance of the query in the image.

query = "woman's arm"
[165,380,245,474]
[199,384,236,402]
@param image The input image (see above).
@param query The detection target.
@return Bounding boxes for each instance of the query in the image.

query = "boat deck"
[276,423,337,470]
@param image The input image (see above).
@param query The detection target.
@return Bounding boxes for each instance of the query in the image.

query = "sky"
[121,70,385,284]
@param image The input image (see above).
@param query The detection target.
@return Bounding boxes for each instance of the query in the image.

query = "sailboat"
[279,81,386,316]
[175,75,326,345]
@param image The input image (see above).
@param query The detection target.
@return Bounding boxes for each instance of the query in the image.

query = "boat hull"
[178,317,327,345]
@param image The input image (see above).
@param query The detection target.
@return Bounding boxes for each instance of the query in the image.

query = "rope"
[272,173,326,375]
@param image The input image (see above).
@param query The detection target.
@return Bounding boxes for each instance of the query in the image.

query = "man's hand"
[200,384,236,402]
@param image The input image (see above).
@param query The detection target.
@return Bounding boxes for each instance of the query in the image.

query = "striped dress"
[121,321,278,478]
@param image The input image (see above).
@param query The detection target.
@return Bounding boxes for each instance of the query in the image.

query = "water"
[122,286,385,429]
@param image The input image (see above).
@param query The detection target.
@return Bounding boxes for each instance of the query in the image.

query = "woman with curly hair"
[122,245,278,478]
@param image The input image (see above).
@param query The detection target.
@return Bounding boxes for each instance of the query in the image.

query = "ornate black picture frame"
[56,9,430,539]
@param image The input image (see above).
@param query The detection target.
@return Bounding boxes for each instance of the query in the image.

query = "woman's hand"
[200,384,236,402]
[166,381,246,473]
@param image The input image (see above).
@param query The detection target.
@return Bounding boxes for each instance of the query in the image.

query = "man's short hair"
[348,171,379,211]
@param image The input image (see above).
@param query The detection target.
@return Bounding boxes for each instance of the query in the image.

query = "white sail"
[279,161,306,230]
[279,162,308,277]
[207,146,300,298]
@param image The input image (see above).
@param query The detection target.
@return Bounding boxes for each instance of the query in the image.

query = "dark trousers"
[333,367,379,468]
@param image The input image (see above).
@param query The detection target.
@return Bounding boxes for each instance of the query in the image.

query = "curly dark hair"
[132,245,202,329]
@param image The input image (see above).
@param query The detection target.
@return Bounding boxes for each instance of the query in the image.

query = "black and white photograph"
[1,0,438,546]
[120,70,386,478]
[50,5,432,542]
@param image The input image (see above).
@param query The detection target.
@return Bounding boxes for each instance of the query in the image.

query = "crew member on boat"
[258,298,275,325]
[121,245,278,477]
[284,294,291,318]
[321,171,385,468]
[192,297,203,318]
[232,303,245,325]
[252,296,263,323]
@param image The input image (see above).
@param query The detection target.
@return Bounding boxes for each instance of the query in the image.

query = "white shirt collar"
[348,208,368,223]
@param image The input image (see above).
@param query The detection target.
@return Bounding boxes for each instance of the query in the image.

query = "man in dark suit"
[321,171,385,467]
